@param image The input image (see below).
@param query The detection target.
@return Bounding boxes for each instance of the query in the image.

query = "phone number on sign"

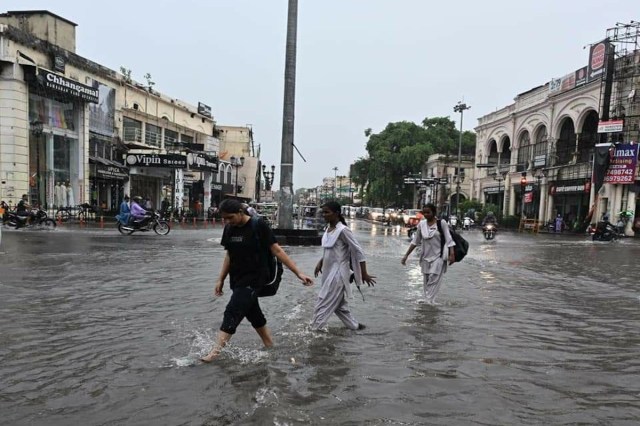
[604,175,634,183]
[606,168,634,176]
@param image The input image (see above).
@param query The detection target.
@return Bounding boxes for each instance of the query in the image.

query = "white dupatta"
[321,222,364,299]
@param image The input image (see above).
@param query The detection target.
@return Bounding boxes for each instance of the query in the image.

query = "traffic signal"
[520,173,527,192]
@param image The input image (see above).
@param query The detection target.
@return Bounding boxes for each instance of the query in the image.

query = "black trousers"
[220,286,267,334]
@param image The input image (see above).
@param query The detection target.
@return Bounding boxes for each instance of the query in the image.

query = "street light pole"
[453,101,470,220]
[332,166,338,199]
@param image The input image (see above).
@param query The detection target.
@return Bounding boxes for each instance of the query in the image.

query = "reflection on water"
[1,226,639,424]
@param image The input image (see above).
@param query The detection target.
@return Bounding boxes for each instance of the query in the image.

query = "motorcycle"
[5,208,56,230]
[483,223,496,240]
[591,221,620,242]
[117,211,170,236]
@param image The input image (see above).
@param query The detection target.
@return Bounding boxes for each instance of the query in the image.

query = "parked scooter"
[5,208,56,230]
[117,211,170,236]
[591,221,621,241]
[483,224,497,240]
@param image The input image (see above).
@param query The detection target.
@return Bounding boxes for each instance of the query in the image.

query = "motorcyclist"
[15,194,36,226]
[130,196,149,228]
[482,211,498,230]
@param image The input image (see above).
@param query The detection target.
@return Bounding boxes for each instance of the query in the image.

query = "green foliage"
[350,116,477,207]
[459,199,483,218]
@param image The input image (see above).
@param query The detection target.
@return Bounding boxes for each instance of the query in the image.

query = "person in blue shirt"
[116,195,131,225]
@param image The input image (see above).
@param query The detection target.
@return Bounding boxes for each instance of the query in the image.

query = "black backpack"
[250,217,284,297]
[436,219,469,263]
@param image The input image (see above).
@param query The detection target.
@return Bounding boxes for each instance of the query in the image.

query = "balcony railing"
[123,127,142,143]
[145,130,161,147]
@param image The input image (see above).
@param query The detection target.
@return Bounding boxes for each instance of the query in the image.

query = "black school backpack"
[436,219,469,263]
[250,217,284,297]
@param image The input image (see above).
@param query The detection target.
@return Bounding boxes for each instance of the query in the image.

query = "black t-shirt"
[16,199,28,214]
[221,217,277,289]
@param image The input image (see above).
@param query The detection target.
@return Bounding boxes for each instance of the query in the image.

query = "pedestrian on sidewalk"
[554,214,564,233]
[311,201,376,331]
[201,199,314,363]
[401,203,455,305]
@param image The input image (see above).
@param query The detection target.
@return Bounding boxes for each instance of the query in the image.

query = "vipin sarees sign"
[603,143,639,184]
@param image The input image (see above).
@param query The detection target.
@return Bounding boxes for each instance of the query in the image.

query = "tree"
[350,117,476,207]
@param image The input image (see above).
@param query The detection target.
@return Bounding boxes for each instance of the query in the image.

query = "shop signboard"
[40,70,99,103]
[549,180,591,195]
[524,192,533,203]
[96,164,128,180]
[588,39,609,81]
[597,120,624,133]
[603,143,639,184]
[187,153,218,172]
[125,154,187,168]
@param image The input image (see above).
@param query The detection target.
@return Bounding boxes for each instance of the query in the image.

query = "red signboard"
[523,192,533,203]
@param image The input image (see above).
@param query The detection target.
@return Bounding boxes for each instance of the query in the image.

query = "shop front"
[89,158,128,212]
[125,154,187,210]
[549,179,591,231]
[87,78,123,213]
[483,185,503,213]
[26,68,99,210]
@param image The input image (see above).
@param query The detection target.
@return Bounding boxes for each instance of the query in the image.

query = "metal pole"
[278,0,298,229]
[332,166,338,198]
[453,101,470,220]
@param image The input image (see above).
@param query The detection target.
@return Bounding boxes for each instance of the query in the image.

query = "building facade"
[0,10,263,217]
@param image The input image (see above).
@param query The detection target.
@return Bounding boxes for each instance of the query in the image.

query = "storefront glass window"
[28,94,75,130]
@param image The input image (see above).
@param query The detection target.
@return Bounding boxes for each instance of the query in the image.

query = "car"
[402,209,423,226]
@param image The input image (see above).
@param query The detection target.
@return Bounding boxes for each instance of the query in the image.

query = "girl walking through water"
[311,201,376,331]
[201,199,314,363]
[401,203,455,305]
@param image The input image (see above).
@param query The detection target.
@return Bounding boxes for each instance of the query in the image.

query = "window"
[146,123,161,147]
[123,117,142,142]
[165,129,178,148]
[517,132,531,171]
[181,134,194,144]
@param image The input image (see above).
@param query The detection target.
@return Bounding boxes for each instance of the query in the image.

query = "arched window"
[556,119,575,165]
[517,131,531,171]
[577,111,598,163]
[533,126,547,168]
[226,165,232,184]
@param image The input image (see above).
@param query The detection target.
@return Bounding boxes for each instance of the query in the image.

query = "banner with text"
[603,144,638,184]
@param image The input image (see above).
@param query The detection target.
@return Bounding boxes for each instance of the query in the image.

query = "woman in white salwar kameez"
[312,201,376,331]
[401,203,455,304]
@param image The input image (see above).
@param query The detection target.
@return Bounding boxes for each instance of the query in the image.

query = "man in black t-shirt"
[201,199,314,363]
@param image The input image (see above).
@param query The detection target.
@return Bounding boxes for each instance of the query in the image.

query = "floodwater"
[0,223,639,425]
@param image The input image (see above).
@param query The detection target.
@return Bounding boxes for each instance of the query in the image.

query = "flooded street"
[1,222,639,425]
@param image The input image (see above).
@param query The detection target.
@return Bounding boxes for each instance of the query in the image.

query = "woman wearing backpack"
[401,203,455,305]
[312,201,376,331]
[201,199,314,363]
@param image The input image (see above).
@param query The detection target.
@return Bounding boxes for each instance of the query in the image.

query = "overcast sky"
[4,0,637,188]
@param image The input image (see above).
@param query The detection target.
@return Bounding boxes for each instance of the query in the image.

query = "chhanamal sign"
[603,143,639,184]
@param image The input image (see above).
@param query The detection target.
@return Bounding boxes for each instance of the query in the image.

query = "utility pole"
[278,0,298,229]
[453,101,470,220]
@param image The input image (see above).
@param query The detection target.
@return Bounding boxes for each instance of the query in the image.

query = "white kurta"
[411,219,456,304]
[311,223,366,331]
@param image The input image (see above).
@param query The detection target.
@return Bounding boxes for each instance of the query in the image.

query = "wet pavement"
[0,222,639,425]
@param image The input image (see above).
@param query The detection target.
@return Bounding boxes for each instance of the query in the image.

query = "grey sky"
[4,0,637,188]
